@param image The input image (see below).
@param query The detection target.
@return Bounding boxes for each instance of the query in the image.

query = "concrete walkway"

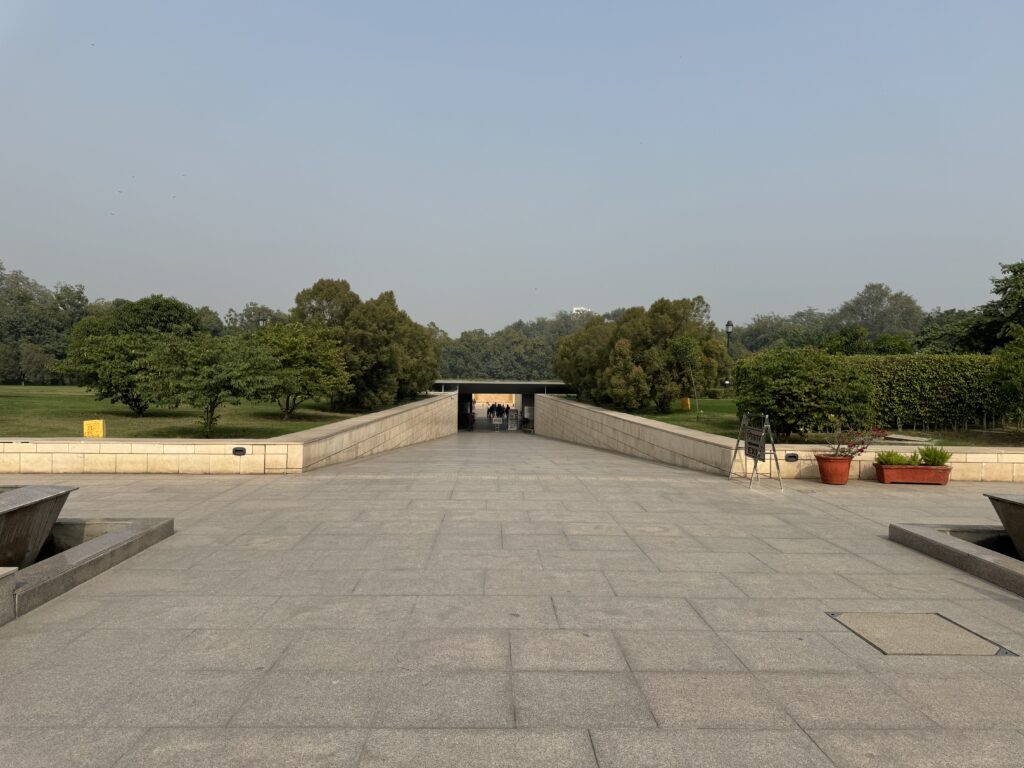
[2,432,1024,766]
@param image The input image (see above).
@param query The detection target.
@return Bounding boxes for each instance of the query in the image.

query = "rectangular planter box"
[874,464,951,485]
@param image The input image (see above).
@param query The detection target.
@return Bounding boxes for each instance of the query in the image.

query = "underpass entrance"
[433,380,575,432]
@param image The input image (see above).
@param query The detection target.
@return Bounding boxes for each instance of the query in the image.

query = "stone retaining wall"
[0,393,457,475]
[534,395,734,475]
[535,395,1024,482]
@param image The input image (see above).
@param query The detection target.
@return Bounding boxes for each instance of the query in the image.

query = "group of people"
[486,403,512,419]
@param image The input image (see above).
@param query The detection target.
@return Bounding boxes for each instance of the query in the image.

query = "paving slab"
[810,728,1024,768]
[3,431,1024,763]
[591,728,835,768]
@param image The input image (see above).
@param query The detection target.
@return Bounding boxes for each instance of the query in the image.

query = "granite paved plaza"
[3,432,1024,766]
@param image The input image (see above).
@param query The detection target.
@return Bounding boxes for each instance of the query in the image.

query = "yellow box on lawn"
[83,419,106,438]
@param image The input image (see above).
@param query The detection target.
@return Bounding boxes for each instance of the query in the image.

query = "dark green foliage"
[334,290,440,409]
[554,297,727,412]
[737,349,1000,435]
[851,354,996,430]
[256,323,351,419]
[835,283,925,338]
[733,348,873,439]
[62,295,210,414]
[967,262,1024,352]
[224,302,290,334]
[0,261,88,383]
[440,311,595,380]
[143,333,276,436]
[552,318,616,401]
[60,331,163,415]
[291,278,361,326]
[734,282,926,354]
[917,308,980,353]
[992,328,1024,423]
[603,339,648,410]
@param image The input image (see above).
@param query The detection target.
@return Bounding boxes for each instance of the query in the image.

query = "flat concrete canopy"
[432,379,574,395]
[3,432,1024,766]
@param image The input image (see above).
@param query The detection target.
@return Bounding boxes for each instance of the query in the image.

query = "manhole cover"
[828,612,1015,656]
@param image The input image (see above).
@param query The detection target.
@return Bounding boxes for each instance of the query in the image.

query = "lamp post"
[257,316,268,329]
[725,320,734,396]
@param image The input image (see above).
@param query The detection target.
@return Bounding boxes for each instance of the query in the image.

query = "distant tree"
[0,261,89,379]
[194,306,225,336]
[917,308,979,353]
[17,342,57,384]
[291,278,361,326]
[835,283,925,338]
[224,302,289,334]
[822,325,873,355]
[554,317,616,401]
[963,261,1024,351]
[341,291,439,409]
[440,310,595,380]
[603,339,648,411]
[257,323,351,419]
[0,343,20,383]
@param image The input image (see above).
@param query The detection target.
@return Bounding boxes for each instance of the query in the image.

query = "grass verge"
[0,385,351,439]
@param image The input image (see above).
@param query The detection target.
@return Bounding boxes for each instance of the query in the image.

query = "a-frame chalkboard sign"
[730,413,783,490]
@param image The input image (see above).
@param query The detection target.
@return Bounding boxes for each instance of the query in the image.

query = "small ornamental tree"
[59,331,162,415]
[144,334,275,436]
[258,322,352,419]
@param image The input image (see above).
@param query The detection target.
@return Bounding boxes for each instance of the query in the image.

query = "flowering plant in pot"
[815,419,888,485]
[874,447,952,485]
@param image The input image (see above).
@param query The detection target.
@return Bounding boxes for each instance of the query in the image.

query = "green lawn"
[0,386,352,439]
[640,398,740,438]
[631,397,1024,448]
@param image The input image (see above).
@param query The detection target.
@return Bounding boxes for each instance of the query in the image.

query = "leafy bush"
[917,446,952,466]
[738,350,1001,435]
[734,348,873,439]
[875,450,917,465]
[850,354,996,430]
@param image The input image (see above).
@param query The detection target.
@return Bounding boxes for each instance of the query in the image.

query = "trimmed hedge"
[736,350,998,434]
[850,354,996,430]
[734,348,873,438]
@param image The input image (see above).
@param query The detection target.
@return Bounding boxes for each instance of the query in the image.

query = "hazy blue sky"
[1,1,1021,333]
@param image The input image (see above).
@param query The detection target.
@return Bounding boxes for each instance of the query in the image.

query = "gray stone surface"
[833,611,1002,655]
[514,671,655,727]
[638,672,795,727]
[810,728,1024,767]
[592,728,835,768]
[2,431,1024,765]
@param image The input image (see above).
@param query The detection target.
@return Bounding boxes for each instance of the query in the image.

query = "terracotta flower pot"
[815,454,853,485]
[874,464,951,485]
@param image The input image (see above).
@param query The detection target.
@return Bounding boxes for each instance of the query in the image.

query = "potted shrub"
[874,447,952,485]
[815,421,887,485]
